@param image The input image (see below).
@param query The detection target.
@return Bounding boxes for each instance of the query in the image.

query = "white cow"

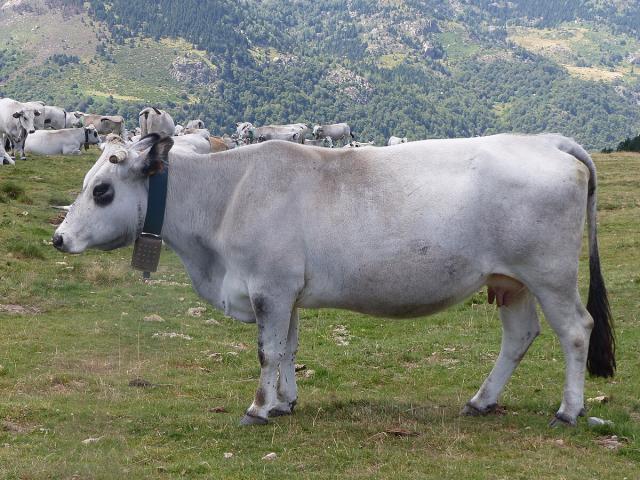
[388,136,408,145]
[172,132,211,154]
[0,135,13,165]
[0,97,41,160]
[236,122,305,144]
[343,141,375,148]
[53,133,615,428]
[185,119,205,130]
[24,101,46,130]
[25,126,101,155]
[303,137,334,148]
[174,124,185,136]
[43,106,78,130]
[312,123,354,145]
[139,107,175,137]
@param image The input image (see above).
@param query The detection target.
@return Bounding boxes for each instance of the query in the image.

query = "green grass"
[1,151,639,478]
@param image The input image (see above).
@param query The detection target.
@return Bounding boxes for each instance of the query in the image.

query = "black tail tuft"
[586,245,616,377]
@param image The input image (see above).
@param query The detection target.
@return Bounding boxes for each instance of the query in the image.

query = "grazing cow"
[0,97,41,160]
[74,113,126,136]
[25,126,100,155]
[24,101,46,130]
[42,106,78,130]
[388,136,408,146]
[139,107,175,137]
[303,137,333,148]
[186,119,205,130]
[312,123,354,145]
[53,133,615,428]
[209,136,229,153]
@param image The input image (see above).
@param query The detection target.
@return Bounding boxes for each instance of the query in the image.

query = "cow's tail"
[555,136,615,377]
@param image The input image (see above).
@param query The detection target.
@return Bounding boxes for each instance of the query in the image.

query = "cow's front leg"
[269,309,299,417]
[240,293,295,426]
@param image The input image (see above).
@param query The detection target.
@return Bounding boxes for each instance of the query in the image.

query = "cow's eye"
[93,183,114,206]
[34,111,41,116]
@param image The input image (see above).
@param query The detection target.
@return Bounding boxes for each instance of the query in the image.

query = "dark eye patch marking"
[93,182,114,206]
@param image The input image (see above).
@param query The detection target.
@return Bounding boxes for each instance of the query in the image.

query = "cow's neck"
[160,151,249,301]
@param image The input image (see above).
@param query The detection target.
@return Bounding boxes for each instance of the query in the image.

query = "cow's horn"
[109,150,127,164]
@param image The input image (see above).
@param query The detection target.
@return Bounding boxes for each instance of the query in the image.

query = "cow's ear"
[13,111,22,118]
[131,134,173,177]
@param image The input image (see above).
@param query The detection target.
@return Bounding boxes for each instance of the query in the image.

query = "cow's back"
[215,137,589,316]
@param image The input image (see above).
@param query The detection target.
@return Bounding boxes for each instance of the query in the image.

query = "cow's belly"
[298,248,488,318]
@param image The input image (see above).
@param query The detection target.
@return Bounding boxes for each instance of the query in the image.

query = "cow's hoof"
[549,412,577,428]
[461,402,497,417]
[268,408,291,417]
[268,399,297,417]
[239,413,269,426]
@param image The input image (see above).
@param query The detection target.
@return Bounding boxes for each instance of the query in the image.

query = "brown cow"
[209,136,229,153]
[71,112,125,136]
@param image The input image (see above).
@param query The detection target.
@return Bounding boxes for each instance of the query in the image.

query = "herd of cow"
[0,96,410,166]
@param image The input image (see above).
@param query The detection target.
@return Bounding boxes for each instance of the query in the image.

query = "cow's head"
[84,125,101,148]
[52,134,174,254]
[312,125,323,139]
[70,112,84,127]
[236,122,253,138]
[12,108,40,134]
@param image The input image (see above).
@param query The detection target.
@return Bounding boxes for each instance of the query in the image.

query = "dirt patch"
[2,420,34,434]
[0,304,40,315]
[48,212,67,225]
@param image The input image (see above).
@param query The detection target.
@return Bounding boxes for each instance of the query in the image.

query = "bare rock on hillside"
[170,53,217,87]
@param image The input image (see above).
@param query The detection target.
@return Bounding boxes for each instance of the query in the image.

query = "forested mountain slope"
[1,0,639,149]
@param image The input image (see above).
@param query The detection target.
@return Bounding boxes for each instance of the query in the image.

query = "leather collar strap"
[142,164,169,236]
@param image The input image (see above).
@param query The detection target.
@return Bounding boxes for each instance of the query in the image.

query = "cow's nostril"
[52,233,64,249]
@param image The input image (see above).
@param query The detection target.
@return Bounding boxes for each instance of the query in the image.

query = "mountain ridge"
[0,0,639,149]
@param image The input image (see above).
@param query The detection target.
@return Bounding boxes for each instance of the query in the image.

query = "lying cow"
[0,97,41,160]
[54,133,615,428]
[343,141,375,148]
[388,136,408,146]
[185,119,205,130]
[312,123,354,145]
[174,124,184,136]
[237,122,304,144]
[25,126,100,155]
[139,107,175,137]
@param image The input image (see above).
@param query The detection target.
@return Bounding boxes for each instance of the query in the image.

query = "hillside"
[0,0,639,149]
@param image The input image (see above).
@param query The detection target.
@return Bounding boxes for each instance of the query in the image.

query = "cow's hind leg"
[462,287,539,416]
[240,291,296,426]
[269,309,299,417]
[537,289,592,426]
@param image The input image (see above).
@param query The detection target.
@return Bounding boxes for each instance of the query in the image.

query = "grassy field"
[0,150,639,479]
